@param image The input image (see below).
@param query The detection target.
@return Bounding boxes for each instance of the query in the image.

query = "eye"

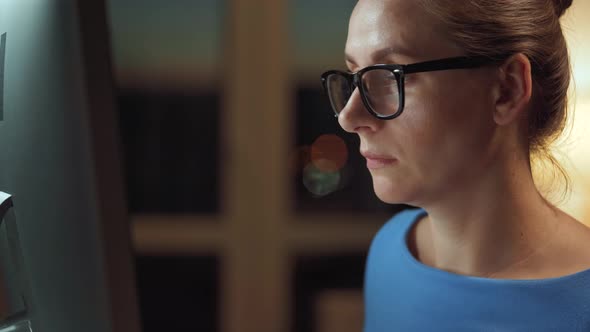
[403,74,415,85]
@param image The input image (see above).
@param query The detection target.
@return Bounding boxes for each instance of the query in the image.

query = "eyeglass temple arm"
[403,56,500,74]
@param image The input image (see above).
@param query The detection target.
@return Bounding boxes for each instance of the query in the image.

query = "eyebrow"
[345,46,414,65]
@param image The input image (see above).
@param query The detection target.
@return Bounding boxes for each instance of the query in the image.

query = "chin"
[371,174,420,205]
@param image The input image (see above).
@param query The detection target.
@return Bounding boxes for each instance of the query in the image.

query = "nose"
[337,87,378,134]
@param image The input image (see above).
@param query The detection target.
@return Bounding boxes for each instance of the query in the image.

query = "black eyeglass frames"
[320,55,505,120]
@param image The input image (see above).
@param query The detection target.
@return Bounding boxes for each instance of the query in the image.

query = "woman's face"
[341,0,500,206]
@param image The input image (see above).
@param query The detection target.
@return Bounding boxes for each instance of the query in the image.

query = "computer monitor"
[0,1,141,331]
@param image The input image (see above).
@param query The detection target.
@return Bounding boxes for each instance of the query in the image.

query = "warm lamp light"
[549,1,590,225]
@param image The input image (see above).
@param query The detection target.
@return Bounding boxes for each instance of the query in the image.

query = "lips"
[361,151,398,170]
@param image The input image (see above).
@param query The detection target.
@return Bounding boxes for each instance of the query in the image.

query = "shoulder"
[552,215,590,274]
[498,210,590,280]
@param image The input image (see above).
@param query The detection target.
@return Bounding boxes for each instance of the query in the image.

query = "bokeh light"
[297,134,351,197]
[302,161,341,197]
[311,134,348,172]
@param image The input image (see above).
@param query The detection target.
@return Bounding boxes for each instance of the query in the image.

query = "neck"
[416,153,560,278]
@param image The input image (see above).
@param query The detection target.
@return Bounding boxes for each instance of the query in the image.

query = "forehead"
[345,0,459,63]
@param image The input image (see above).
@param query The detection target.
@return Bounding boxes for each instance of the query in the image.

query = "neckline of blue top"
[399,208,590,286]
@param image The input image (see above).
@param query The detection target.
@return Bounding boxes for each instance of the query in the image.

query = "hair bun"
[553,0,573,17]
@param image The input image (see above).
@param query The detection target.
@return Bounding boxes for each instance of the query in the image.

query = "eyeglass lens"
[326,69,400,117]
[326,74,352,115]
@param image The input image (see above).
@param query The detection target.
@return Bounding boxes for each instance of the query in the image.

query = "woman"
[321,0,590,330]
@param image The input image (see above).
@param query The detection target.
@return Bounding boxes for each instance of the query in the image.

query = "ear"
[493,53,533,126]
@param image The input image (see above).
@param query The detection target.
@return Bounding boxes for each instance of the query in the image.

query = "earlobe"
[493,53,533,126]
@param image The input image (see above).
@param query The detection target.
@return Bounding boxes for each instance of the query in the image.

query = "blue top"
[364,208,590,332]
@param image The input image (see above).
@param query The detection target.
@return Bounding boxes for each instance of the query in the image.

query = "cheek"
[410,72,495,143]
[400,74,497,184]
[369,73,497,204]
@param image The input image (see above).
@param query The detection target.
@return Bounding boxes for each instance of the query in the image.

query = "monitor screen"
[0,1,140,331]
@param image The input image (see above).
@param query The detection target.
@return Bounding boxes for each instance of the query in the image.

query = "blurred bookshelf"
[293,254,365,332]
[135,256,219,332]
[107,1,404,332]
